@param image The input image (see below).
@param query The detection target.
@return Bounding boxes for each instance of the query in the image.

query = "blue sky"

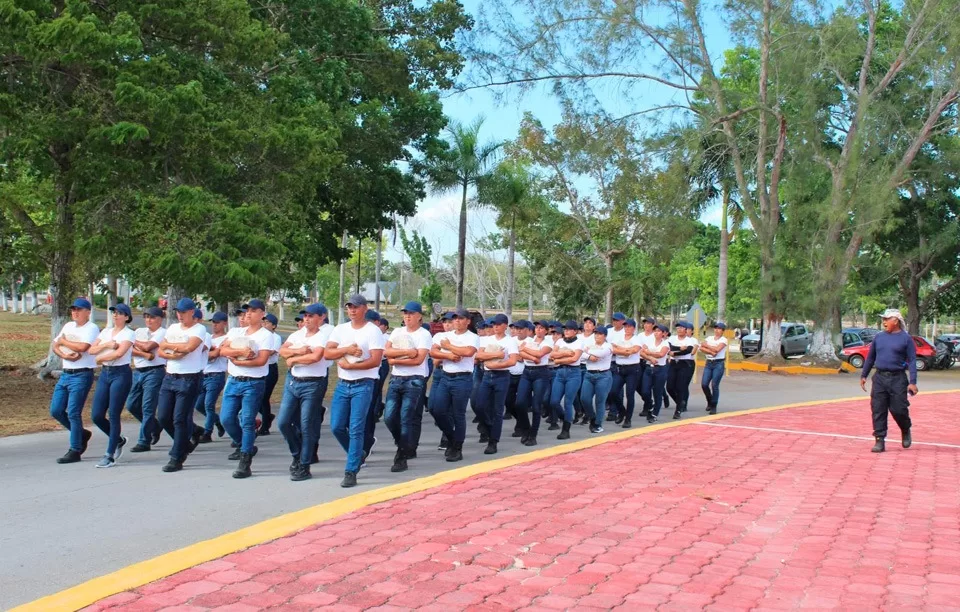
[385,0,734,265]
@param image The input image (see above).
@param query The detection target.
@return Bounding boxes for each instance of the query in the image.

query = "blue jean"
[220,377,265,454]
[580,369,613,424]
[156,373,202,460]
[330,378,375,473]
[474,370,510,442]
[50,369,95,452]
[91,366,133,456]
[278,376,325,465]
[470,363,484,420]
[363,360,390,454]
[610,363,640,420]
[639,362,653,412]
[194,372,226,433]
[126,367,165,445]
[516,366,552,436]
[702,360,726,409]
[550,366,580,423]
[384,375,426,453]
[643,365,669,416]
[429,372,473,444]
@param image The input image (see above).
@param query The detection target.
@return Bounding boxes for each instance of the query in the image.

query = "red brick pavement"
[84,393,960,611]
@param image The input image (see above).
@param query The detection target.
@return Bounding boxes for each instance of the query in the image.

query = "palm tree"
[427,118,502,309]
[476,159,543,318]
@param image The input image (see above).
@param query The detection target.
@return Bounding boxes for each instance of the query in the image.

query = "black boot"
[446,442,463,462]
[547,421,560,431]
[81,429,92,455]
[391,449,408,472]
[523,435,538,446]
[199,432,213,443]
[290,462,311,481]
[233,452,253,478]
[902,429,912,449]
[871,437,885,453]
[673,410,681,420]
[557,421,571,440]
[484,440,498,455]
[606,412,617,422]
[622,419,632,428]
[57,449,82,464]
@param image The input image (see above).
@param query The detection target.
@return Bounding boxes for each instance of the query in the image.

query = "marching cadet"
[257,313,283,435]
[155,298,208,473]
[610,318,642,427]
[667,321,699,419]
[383,301,433,472]
[637,317,657,419]
[473,314,520,455]
[435,311,456,453]
[549,320,584,439]
[580,325,613,433]
[430,308,479,462]
[605,313,626,420]
[277,303,332,481]
[324,294,385,488]
[504,320,529,438]
[700,322,729,415]
[88,303,136,467]
[360,309,388,465]
[50,298,100,464]
[127,306,167,453]
[218,298,276,478]
[574,317,596,424]
[195,312,229,443]
[639,324,671,423]
[514,320,554,446]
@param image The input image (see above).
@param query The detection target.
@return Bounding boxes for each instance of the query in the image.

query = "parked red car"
[841,335,936,371]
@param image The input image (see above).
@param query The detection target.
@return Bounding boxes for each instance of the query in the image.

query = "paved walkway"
[77,392,960,611]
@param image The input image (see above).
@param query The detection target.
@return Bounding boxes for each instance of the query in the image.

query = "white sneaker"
[96,455,115,468]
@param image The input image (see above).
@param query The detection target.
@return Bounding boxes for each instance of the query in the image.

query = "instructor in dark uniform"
[860,308,918,453]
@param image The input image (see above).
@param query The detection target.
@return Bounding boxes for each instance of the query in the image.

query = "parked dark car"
[741,323,812,358]
[840,327,882,348]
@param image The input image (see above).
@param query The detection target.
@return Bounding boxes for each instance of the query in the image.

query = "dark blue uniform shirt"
[861,331,917,385]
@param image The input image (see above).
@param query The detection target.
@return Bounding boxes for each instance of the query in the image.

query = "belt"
[390,375,425,381]
[167,372,202,379]
[526,365,548,369]
[339,378,375,385]
[616,362,640,368]
[557,364,579,369]
[290,375,326,383]
[136,365,165,372]
[706,358,725,363]
[483,369,509,375]
[443,371,472,377]
[204,371,226,377]
[587,368,610,373]
[230,375,264,382]
[63,368,94,374]
[875,369,906,375]
[101,365,130,371]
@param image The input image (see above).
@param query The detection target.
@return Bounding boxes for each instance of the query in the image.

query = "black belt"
[64,368,94,374]
[443,371,472,377]
[876,369,906,375]
[204,371,226,378]
[167,372,202,379]
[390,375,425,380]
[706,359,725,363]
[231,375,265,382]
[483,369,509,375]
[290,375,326,383]
[101,365,130,371]
[339,378,374,385]
[616,362,640,368]
[136,365,165,372]
[586,368,610,373]
[526,365,548,369]
[556,364,579,369]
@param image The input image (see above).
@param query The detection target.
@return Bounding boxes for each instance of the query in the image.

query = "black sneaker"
[511,430,524,438]
[232,453,252,478]
[622,420,632,429]
[478,433,489,444]
[150,428,161,446]
[115,435,128,461]
[547,422,560,431]
[646,415,657,424]
[605,413,617,422]
[673,410,681,420]
[523,436,538,447]
[902,429,912,449]
[391,456,408,472]
[407,449,417,459]
[57,450,82,464]
[289,457,301,475]
[579,419,590,426]
[162,459,183,473]
[310,450,320,465]
[341,471,357,488]
[483,441,498,455]
[503,413,513,421]
[438,435,449,451]
[446,444,463,462]
[199,432,213,444]
[590,425,604,434]
[81,429,92,454]
[290,464,311,481]
[230,441,239,448]
[130,443,151,453]
[228,449,242,460]
[872,437,885,453]
[639,409,651,418]
[216,422,225,438]
[706,408,717,415]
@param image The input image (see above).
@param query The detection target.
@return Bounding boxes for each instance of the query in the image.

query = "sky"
[383,0,734,266]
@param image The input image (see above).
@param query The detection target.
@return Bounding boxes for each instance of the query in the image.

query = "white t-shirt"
[552,336,584,364]
[388,326,434,377]
[164,322,208,374]
[56,321,100,370]
[286,325,334,378]
[133,326,167,369]
[224,326,276,378]
[204,333,229,374]
[381,331,391,360]
[703,335,729,360]
[521,335,554,367]
[577,332,595,364]
[614,334,642,365]
[481,334,520,371]
[669,335,700,361]
[434,330,479,374]
[606,326,626,348]
[648,338,670,366]
[328,321,386,380]
[584,340,613,371]
[95,326,136,367]
[267,332,282,365]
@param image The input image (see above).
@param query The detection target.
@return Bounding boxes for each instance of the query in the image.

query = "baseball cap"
[210,311,228,323]
[294,315,303,322]
[625,318,637,327]
[303,303,327,316]
[379,318,389,327]
[563,319,579,330]
[143,306,164,318]
[193,308,203,319]
[535,320,551,328]
[401,301,423,314]
[70,297,92,310]
[109,303,132,317]
[880,308,904,320]
[364,309,380,322]
[454,307,470,318]
[712,321,727,330]
[612,312,626,321]
[345,293,367,306]
[247,298,266,311]
[263,313,278,326]
[675,320,693,330]
[441,311,456,320]
[491,313,509,325]
[594,325,608,336]
[174,297,196,312]
[583,316,596,325]
[655,324,669,333]
[642,316,656,324]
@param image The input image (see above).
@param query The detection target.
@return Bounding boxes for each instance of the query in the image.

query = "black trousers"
[504,373,523,431]
[667,360,695,410]
[871,371,912,439]
[259,362,279,422]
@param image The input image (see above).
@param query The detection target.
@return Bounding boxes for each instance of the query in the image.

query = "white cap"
[880,308,906,329]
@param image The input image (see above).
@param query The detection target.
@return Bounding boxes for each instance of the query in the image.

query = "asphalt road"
[3,369,958,609]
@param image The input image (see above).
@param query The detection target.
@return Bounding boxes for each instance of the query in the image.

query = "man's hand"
[860,378,867,392]
[908,383,918,396]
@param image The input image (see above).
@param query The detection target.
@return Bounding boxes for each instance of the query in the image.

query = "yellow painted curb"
[15,388,960,612]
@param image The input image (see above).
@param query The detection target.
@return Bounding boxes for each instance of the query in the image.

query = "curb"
[694,359,852,375]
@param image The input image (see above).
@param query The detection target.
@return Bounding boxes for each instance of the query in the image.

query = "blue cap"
[594,325,608,336]
[676,320,693,330]
[144,306,164,318]
[210,311,228,323]
[421,322,431,331]
[401,301,423,314]
[294,315,303,322]
[713,321,727,330]
[612,312,626,321]
[454,308,470,318]
[345,293,367,307]
[70,297,92,310]
[441,311,456,320]
[247,298,266,311]
[174,297,196,312]
[642,316,656,324]
[303,303,327,316]
[625,318,637,327]
[491,313,509,325]
[583,316,596,325]
[109,303,132,317]
[364,309,380,322]
[193,308,203,319]
[564,319,579,330]
[523,320,535,331]
[655,324,669,333]
[535,320,551,328]
[379,318,389,327]
[551,325,563,334]
[263,313,278,326]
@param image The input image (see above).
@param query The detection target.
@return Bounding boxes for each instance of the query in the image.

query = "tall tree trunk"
[0,285,7,311]
[12,280,20,314]
[337,230,348,324]
[528,264,534,321]
[166,286,186,325]
[456,181,468,309]
[374,228,383,310]
[902,272,922,335]
[717,184,730,322]
[40,186,80,378]
[604,254,614,324]
[505,213,516,319]
[105,275,117,328]
[757,241,784,358]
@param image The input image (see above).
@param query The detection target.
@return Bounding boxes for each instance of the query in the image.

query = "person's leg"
[277,378,303,459]
[639,364,653,415]
[330,384,352,454]
[106,369,132,456]
[870,375,891,440]
[887,373,912,434]
[562,368,578,424]
[609,368,624,421]
[383,379,403,449]
[49,374,72,438]
[474,374,495,440]
[399,377,425,455]
[429,377,455,441]
[488,374,510,444]
[701,363,714,408]
[91,373,112,438]
[528,369,550,438]
[504,374,521,424]
[411,375,427,453]
[346,381,374,473]
[239,380,264,454]
[623,365,639,424]
[299,381,322,466]
[709,363,724,410]
[362,373,382,455]
[579,372,597,423]
[652,366,668,417]
[141,369,164,443]
[666,364,680,408]
[174,376,202,461]
[449,376,473,447]
[126,371,145,427]
[549,370,565,425]
[514,373,533,435]
[206,373,226,433]
[594,371,612,424]
[219,379,243,448]
[312,376,329,449]
[155,377,177,448]
[258,363,278,430]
